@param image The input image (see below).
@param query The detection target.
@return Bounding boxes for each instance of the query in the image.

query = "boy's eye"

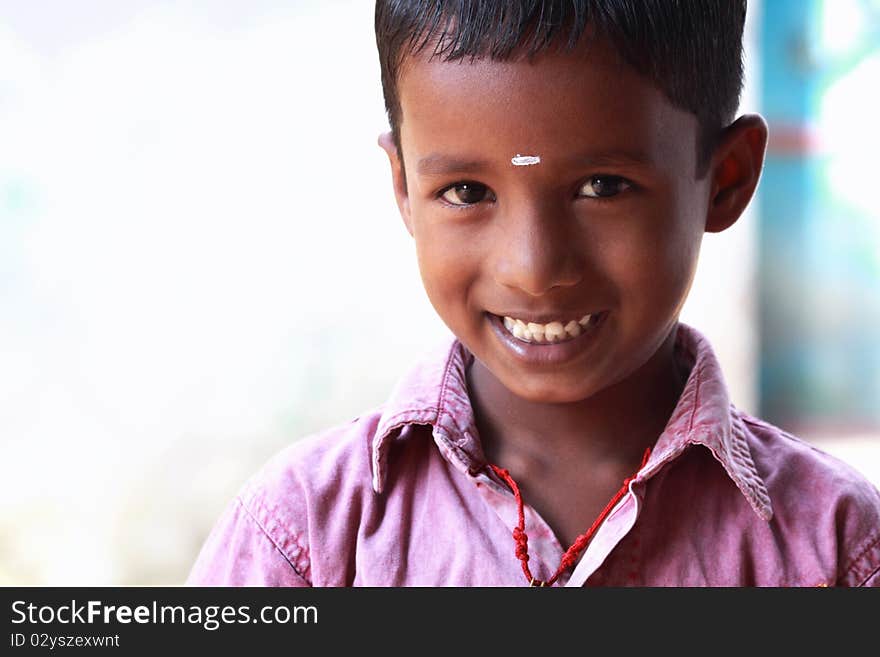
[578,175,631,198]
[439,182,494,206]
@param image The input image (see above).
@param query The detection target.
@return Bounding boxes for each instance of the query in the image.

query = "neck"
[467,325,687,471]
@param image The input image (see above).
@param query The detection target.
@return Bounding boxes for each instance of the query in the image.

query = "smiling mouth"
[496,312,603,344]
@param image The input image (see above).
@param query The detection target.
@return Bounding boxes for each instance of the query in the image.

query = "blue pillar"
[758,0,880,431]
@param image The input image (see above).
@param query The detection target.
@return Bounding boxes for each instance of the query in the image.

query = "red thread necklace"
[489,447,651,587]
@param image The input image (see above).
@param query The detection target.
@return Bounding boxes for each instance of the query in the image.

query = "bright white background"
[0,0,876,585]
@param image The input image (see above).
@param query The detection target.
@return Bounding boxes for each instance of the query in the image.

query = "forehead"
[396,39,699,172]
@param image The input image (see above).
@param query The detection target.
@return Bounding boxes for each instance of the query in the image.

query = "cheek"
[600,209,703,303]
[411,218,481,318]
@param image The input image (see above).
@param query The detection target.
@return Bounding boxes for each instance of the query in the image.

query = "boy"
[186,1,880,586]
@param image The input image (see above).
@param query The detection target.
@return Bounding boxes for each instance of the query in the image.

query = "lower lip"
[487,311,608,366]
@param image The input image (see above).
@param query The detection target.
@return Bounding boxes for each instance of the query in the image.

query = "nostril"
[492,252,583,297]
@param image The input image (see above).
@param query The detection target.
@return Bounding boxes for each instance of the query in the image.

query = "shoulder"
[738,410,880,586]
[244,409,388,561]
[242,410,381,510]
[187,407,387,586]
[740,410,880,507]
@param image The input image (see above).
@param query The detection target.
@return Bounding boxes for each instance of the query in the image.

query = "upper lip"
[491,310,600,324]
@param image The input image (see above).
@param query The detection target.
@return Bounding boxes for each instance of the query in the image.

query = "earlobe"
[705,114,768,233]
[378,131,413,236]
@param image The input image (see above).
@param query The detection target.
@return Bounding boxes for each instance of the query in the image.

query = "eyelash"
[434,175,634,208]
[579,175,633,200]
[435,181,495,208]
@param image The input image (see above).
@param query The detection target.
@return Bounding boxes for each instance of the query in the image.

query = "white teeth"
[500,313,595,343]
[544,321,565,341]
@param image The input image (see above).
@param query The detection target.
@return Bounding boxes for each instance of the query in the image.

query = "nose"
[491,199,583,296]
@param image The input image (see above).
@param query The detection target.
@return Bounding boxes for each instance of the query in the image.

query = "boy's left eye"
[578,175,631,198]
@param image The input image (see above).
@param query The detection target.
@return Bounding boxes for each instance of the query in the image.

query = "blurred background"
[1,0,877,585]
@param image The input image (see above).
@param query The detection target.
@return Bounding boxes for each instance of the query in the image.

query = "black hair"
[375,0,747,175]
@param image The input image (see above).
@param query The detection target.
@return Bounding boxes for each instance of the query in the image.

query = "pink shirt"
[186,323,880,586]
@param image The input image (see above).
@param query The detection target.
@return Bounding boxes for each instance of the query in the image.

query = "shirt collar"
[371,337,481,493]
[370,322,772,521]
[643,324,773,521]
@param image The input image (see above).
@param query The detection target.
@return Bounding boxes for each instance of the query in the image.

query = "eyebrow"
[416,153,492,176]
[569,150,656,169]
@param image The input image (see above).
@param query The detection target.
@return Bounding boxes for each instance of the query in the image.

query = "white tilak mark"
[511,154,541,166]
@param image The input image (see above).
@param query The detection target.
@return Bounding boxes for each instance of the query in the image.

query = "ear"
[378,131,413,236]
[705,114,768,233]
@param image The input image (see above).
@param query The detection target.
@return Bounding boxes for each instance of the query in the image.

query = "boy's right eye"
[438,182,494,206]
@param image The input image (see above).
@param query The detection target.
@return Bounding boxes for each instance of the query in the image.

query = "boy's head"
[377,0,748,176]
[374,1,767,405]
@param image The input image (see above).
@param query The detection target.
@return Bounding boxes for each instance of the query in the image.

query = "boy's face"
[382,39,726,404]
